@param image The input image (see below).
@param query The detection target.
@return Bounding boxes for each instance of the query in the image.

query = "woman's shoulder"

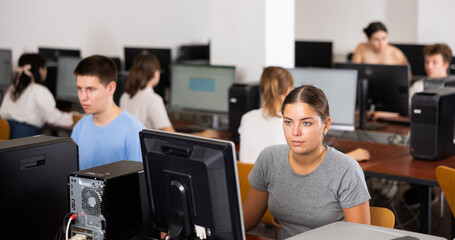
[325,147,359,168]
[388,45,408,64]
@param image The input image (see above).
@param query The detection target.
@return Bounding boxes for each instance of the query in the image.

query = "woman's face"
[368,30,388,52]
[39,66,47,81]
[282,102,331,155]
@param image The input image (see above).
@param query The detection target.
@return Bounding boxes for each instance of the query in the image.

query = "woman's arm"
[343,200,371,224]
[243,187,269,232]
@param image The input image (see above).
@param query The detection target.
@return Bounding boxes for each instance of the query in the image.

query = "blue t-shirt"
[71,111,145,170]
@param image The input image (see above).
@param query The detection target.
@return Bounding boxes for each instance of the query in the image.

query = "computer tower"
[228,83,260,143]
[0,136,78,240]
[410,87,455,161]
[69,160,158,240]
[424,76,455,90]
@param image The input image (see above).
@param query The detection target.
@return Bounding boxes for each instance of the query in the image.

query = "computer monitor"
[295,41,333,68]
[139,129,245,240]
[288,67,358,131]
[124,47,172,103]
[177,44,210,63]
[335,63,410,116]
[0,135,78,240]
[56,56,80,102]
[170,64,236,115]
[0,49,12,87]
[38,47,81,65]
[391,43,427,76]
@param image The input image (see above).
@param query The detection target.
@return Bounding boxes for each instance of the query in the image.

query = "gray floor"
[248,178,452,240]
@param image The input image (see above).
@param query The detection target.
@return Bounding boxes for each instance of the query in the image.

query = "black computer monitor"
[391,43,427,76]
[38,47,81,97]
[140,129,245,240]
[56,56,81,103]
[124,47,172,103]
[170,64,236,121]
[335,63,410,116]
[0,49,13,88]
[177,44,210,63]
[0,135,78,239]
[38,47,81,65]
[288,67,358,131]
[295,41,333,68]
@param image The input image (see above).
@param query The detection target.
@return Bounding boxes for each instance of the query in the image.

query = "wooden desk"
[330,138,455,235]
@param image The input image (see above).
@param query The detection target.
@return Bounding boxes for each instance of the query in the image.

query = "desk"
[330,138,455,235]
[286,221,444,240]
[246,234,273,240]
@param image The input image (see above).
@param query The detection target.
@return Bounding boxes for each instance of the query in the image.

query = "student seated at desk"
[352,21,408,65]
[242,85,371,239]
[71,55,145,170]
[238,66,370,163]
[119,53,218,138]
[0,53,80,139]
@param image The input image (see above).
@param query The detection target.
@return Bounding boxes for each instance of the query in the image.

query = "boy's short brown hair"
[74,55,118,86]
[423,43,453,64]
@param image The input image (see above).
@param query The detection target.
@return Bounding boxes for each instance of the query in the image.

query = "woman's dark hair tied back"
[363,21,387,39]
[11,53,47,101]
[281,85,330,121]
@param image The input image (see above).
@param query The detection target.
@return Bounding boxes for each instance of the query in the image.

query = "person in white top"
[120,53,218,138]
[0,53,79,139]
[238,66,370,163]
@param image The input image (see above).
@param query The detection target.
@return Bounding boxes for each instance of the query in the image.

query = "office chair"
[436,166,455,218]
[346,52,354,62]
[0,118,10,140]
[237,162,280,228]
[370,206,395,228]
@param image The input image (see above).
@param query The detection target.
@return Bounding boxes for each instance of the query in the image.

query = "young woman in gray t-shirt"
[242,85,371,239]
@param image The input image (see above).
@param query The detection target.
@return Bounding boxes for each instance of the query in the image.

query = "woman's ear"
[323,117,332,134]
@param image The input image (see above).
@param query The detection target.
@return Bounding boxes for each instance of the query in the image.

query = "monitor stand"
[357,79,387,130]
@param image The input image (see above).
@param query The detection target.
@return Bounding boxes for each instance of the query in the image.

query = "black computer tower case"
[410,87,455,161]
[228,83,260,143]
[69,160,158,240]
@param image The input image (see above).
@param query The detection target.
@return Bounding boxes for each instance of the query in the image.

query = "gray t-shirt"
[248,144,370,239]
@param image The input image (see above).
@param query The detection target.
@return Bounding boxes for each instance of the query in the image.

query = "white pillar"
[210,0,295,83]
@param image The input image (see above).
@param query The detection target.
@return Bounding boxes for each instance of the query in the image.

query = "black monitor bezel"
[295,40,333,68]
[139,129,245,240]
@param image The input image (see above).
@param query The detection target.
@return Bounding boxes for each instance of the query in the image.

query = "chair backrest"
[370,206,395,228]
[237,162,280,227]
[0,118,10,140]
[436,165,455,217]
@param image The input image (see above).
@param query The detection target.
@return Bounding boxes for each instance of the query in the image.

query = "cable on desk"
[66,213,78,240]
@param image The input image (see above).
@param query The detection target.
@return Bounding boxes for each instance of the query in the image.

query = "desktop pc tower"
[410,87,455,161]
[0,136,78,240]
[228,83,260,143]
[68,160,158,240]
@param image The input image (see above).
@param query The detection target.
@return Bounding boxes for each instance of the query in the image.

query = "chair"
[436,166,455,218]
[237,162,280,227]
[370,206,395,228]
[0,118,10,141]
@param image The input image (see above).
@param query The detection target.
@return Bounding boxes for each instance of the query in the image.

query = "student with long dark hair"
[0,53,77,138]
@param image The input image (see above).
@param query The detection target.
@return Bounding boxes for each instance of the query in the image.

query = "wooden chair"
[237,162,280,227]
[370,206,395,228]
[0,118,10,141]
[436,166,455,218]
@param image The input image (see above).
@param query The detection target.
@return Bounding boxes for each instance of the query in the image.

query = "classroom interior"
[1,0,455,240]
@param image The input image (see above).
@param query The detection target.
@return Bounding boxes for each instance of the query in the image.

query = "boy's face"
[76,75,115,115]
[425,54,449,78]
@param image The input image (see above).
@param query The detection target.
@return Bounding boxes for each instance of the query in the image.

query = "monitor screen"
[0,136,78,239]
[56,56,81,102]
[177,44,210,63]
[140,129,245,240]
[288,67,358,131]
[38,47,81,65]
[0,49,12,87]
[124,47,172,103]
[335,63,410,116]
[391,43,427,76]
[170,64,236,114]
[295,41,333,68]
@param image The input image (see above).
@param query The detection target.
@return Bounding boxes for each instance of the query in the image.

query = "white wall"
[295,0,417,62]
[0,0,212,67]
